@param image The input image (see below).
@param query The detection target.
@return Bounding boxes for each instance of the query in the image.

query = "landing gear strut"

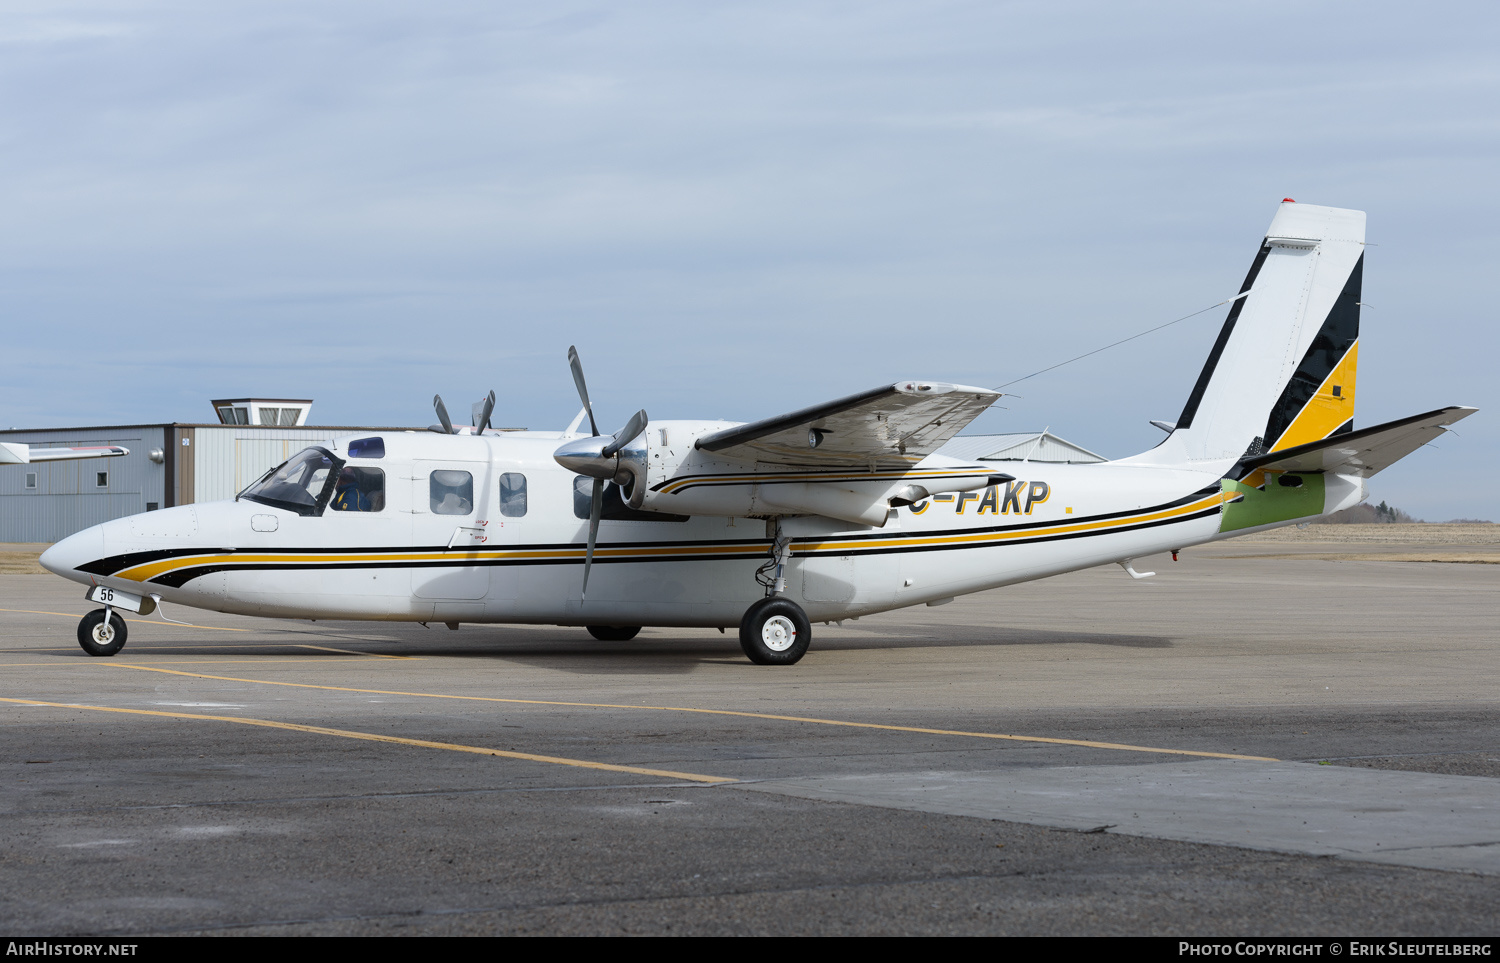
[740,519,811,665]
[77,608,128,657]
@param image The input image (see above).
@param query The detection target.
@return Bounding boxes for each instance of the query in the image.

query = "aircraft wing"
[694,381,1001,470]
[1242,407,1476,477]
[0,443,130,465]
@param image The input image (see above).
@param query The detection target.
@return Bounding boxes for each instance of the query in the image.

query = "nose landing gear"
[77,609,128,657]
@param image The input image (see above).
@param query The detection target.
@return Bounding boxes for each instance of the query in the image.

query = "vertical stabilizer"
[1130,202,1365,471]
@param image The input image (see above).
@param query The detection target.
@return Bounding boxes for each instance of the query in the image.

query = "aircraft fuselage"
[40,424,1362,629]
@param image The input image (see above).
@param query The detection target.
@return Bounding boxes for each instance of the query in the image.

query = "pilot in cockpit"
[331,467,385,512]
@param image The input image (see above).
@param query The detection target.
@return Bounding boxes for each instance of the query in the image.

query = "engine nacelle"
[614,422,1008,527]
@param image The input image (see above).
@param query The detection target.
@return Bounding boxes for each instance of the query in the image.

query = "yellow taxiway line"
[1,608,1275,761]
[0,607,252,632]
[0,659,390,667]
[0,696,734,785]
[107,663,1278,762]
[291,644,415,659]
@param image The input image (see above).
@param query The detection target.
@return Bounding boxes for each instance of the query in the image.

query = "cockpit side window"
[499,473,526,517]
[240,447,344,517]
[430,470,474,515]
[330,467,385,512]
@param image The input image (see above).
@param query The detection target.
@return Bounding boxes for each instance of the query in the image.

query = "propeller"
[472,390,496,436]
[568,346,599,437]
[554,346,648,599]
[431,391,496,435]
[432,394,455,434]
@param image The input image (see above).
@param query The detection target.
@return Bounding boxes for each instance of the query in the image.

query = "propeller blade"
[433,395,455,435]
[601,409,649,458]
[473,390,496,436]
[582,477,604,599]
[567,346,600,437]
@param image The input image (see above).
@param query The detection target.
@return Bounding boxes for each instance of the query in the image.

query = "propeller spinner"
[552,346,648,599]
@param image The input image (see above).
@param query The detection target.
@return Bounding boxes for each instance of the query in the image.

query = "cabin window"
[330,467,385,512]
[346,437,385,459]
[430,470,473,515]
[499,473,527,517]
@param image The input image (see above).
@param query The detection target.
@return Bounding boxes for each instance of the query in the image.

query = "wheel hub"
[761,615,797,652]
[92,623,114,644]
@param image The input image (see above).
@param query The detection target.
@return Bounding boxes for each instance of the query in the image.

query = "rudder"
[1135,201,1365,471]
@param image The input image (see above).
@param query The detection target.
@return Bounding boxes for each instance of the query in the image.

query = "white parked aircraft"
[1,443,129,465]
[40,202,1475,664]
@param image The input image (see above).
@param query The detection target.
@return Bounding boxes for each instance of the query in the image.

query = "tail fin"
[1134,201,1365,470]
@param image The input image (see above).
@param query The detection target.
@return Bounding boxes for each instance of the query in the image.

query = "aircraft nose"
[40,526,104,580]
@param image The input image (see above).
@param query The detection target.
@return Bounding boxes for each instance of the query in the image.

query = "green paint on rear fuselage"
[1219,473,1324,533]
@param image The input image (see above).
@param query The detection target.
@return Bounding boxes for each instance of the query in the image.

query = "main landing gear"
[78,609,128,657]
[587,625,641,642]
[739,519,811,666]
[739,596,811,665]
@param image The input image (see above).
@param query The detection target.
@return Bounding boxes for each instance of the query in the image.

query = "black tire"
[739,596,812,666]
[586,625,641,642]
[78,609,128,657]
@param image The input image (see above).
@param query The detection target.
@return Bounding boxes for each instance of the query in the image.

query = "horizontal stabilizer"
[1241,407,1476,477]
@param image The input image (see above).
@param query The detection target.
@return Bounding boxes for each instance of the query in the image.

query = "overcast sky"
[3,1,1496,519]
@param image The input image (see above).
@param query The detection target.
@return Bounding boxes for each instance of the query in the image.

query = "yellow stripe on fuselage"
[107,493,1222,584]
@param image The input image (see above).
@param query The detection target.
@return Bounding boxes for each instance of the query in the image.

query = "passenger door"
[410,460,491,600]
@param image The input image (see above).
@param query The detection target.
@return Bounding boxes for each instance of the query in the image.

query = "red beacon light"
[1282,197,1296,203]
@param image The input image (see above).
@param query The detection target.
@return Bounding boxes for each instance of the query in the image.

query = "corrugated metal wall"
[0,427,167,542]
[192,427,337,503]
[1,424,352,542]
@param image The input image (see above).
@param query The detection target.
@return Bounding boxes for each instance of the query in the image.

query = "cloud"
[1,1,1496,518]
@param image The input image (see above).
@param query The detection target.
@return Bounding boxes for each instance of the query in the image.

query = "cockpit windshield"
[240,447,345,516]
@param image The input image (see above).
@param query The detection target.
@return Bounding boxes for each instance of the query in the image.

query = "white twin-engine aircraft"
[41,202,1475,664]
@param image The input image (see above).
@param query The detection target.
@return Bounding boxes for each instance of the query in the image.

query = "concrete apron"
[740,761,1500,876]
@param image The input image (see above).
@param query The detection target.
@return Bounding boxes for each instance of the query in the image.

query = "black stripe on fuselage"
[88,484,1223,582]
[128,494,1223,587]
[146,505,1224,588]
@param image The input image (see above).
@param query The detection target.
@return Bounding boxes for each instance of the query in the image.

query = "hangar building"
[0,398,412,543]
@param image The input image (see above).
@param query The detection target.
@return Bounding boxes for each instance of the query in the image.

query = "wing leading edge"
[695,381,1001,470]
